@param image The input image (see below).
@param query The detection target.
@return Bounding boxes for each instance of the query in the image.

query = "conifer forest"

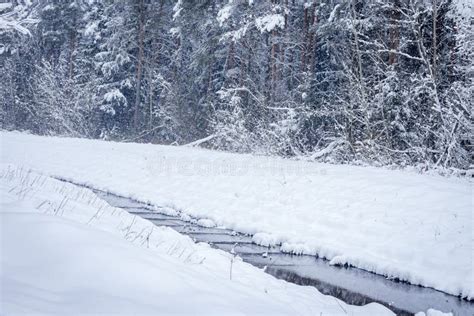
[1,0,472,169]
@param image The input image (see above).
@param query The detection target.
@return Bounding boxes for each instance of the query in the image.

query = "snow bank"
[0,131,472,299]
[0,165,393,315]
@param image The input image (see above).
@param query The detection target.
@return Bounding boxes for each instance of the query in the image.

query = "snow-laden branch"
[183,134,220,147]
[0,3,38,36]
[377,49,424,62]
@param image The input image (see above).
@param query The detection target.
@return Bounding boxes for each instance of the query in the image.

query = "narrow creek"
[91,189,473,316]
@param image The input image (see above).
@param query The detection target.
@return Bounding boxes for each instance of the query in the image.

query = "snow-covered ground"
[0,131,472,300]
[0,164,393,315]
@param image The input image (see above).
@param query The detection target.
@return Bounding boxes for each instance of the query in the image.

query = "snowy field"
[0,131,472,300]
[0,164,394,315]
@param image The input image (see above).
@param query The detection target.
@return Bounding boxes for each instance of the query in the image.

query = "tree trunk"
[388,0,400,65]
[301,6,308,71]
[308,2,317,72]
[350,0,370,140]
[133,0,145,131]
[148,0,164,132]
[271,29,277,92]
[432,0,437,81]
[68,29,76,80]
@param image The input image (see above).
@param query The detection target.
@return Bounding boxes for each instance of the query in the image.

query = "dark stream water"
[91,189,473,316]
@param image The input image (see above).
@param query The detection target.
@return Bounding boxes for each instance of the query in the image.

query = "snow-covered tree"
[1,0,471,170]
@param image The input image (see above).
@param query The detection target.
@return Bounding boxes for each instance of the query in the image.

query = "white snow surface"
[0,131,472,299]
[0,165,392,315]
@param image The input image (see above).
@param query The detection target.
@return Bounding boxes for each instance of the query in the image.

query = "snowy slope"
[0,165,392,315]
[0,131,472,299]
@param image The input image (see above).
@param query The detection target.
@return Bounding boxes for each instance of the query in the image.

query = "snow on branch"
[255,14,284,33]
[217,3,233,26]
[0,2,38,36]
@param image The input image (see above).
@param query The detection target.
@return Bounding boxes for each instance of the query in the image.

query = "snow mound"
[252,232,280,247]
[415,309,454,316]
[197,218,216,228]
[160,206,179,216]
